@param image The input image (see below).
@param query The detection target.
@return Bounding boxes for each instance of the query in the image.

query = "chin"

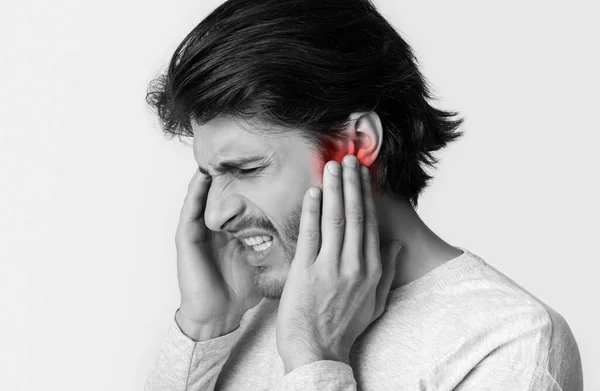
[253,265,287,300]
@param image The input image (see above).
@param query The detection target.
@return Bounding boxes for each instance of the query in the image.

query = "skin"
[192,116,319,300]
[181,110,463,369]
[276,155,403,373]
[191,111,462,303]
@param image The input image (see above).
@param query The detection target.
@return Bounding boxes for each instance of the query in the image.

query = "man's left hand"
[276,154,402,375]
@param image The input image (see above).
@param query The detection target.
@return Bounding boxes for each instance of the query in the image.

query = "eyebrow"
[197,155,266,176]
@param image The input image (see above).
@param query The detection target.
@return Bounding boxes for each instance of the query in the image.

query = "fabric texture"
[144,248,583,390]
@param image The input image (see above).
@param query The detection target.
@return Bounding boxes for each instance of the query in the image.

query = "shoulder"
[385,248,581,364]
[436,249,582,386]
[358,249,582,389]
[442,249,578,349]
[370,249,582,389]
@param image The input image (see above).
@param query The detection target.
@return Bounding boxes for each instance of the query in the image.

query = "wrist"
[283,354,322,375]
[175,309,241,342]
[282,350,349,375]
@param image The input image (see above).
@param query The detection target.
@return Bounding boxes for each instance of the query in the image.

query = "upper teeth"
[242,236,272,246]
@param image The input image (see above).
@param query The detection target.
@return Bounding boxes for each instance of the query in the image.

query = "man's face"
[192,116,324,300]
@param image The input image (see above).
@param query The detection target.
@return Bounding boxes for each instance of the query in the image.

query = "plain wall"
[1,0,598,389]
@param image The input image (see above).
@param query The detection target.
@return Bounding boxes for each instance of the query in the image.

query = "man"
[144,0,583,389]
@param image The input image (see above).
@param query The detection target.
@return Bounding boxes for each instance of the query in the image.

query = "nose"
[203,180,244,232]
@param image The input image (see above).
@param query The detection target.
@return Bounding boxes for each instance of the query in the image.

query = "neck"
[374,194,463,290]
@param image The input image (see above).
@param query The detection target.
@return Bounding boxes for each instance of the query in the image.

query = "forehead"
[191,117,292,164]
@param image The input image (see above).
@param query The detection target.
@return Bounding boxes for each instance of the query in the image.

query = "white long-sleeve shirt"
[145,248,583,390]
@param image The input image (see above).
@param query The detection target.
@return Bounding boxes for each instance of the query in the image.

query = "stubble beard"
[251,198,303,300]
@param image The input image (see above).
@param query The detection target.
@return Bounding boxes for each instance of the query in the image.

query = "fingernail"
[309,187,320,199]
[343,154,358,168]
[327,161,341,176]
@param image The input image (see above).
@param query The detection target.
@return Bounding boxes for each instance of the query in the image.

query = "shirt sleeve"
[144,312,244,391]
[454,361,567,391]
[282,360,357,391]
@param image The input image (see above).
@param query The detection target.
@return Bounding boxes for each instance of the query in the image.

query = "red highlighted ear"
[311,143,378,191]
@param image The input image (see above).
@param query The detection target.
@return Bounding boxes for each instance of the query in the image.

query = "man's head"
[146,0,463,298]
[191,112,382,299]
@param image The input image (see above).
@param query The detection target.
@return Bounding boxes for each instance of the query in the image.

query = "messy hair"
[146,0,463,207]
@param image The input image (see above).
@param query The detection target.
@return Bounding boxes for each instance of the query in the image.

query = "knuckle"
[304,228,321,242]
[186,181,196,192]
[328,251,342,263]
[366,215,379,230]
[307,204,321,214]
[328,179,342,192]
[175,221,198,242]
[174,231,186,247]
[344,173,361,185]
[174,232,187,249]
[370,265,383,281]
[346,205,364,223]
[342,265,364,282]
[340,253,364,280]
[329,213,345,228]
[321,264,337,281]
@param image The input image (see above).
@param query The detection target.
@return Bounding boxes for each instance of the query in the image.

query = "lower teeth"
[252,240,273,251]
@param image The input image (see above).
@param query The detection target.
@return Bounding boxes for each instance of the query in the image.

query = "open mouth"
[241,236,275,266]
[241,235,273,252]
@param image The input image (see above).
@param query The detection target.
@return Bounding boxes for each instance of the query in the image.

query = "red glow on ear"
[311,145,379,192]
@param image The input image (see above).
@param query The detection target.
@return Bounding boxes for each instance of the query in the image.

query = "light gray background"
[1,0,598,390]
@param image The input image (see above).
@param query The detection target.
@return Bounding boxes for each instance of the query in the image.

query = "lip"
[243,236,275,267]
[235,231,275,241]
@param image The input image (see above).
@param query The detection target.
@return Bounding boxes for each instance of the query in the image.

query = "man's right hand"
[174,168,263,341]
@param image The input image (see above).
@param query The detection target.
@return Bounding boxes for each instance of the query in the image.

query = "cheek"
[249,176,301,222]
[311,148,347,183]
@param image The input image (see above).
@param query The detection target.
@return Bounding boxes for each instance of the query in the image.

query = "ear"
[343,111,383,168]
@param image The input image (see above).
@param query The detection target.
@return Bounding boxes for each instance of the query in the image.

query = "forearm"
[144,310,243,391]
[175,308,241,342]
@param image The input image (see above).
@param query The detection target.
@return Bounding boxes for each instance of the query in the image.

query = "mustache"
[228,197,305,261]
[229,218,275,236]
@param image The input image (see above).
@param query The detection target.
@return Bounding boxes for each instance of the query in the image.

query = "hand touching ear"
[276,154,402,374]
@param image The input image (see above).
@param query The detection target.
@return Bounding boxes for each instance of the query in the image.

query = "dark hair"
[146,0,463,207]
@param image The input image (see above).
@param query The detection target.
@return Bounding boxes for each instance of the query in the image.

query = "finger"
[319,160,345,265]
[341,155,364,272]
[178,168,212,226]
[374,241,402,319]
[360,165,380,275]
[294,187,322,266]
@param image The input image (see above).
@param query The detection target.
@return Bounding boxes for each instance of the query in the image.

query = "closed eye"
[238,167,262,175]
